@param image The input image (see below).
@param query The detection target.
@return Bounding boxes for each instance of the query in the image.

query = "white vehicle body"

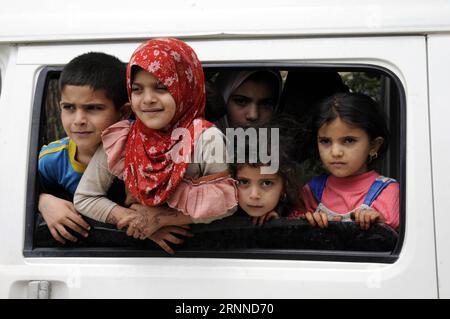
[0,0,449,298]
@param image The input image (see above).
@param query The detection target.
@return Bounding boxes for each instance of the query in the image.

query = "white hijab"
[215,70,282,111]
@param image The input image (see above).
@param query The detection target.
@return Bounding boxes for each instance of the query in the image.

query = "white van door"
[0,35,436,298]
[428,34,450,299]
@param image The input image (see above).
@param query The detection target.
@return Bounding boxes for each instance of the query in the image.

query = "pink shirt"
[301,170,399,230]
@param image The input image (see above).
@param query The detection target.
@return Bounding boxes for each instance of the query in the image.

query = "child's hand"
[354,207,385,230]
[304,211,342,228]
[38,193,90,244]
[116,204,162,239]
[305,211,328,228]
[149,225,193,255]
[251,211,280,226]
[117,204,183,239]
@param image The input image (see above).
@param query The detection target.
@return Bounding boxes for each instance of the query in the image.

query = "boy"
[38,52,129,244]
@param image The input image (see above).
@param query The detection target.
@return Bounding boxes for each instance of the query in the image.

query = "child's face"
[131,70,176,131]
[226,80,276,128]
[60,85,122,157]
[236,165,284,217]
[317,117,382,178]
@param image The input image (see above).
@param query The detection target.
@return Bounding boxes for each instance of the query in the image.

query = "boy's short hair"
[59,52,128,109]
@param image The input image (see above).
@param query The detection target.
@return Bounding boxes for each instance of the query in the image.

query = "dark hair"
[59,52,128,110]
[281,70,349,119]
[314,92,390,159]
[205,79,226,122]
[229,115,305,215]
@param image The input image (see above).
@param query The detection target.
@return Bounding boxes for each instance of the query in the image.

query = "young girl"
[214,70,282,132]
[74,38,238,252]
[290,92,400,231]
[229,115,305,225]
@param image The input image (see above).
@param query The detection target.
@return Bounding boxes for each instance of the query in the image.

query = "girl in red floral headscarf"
[74,38,237,253]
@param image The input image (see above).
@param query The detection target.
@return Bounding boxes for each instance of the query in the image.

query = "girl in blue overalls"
[290,92,399,231]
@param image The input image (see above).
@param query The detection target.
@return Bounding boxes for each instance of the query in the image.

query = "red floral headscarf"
[124,38,212,206]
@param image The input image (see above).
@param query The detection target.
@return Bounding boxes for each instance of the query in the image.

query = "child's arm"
[74,145,191,251]
[74,145,134,223]
[116,204,193,240]
[115,127,237,243]
[166,127,238,223]
[38,193,90,244]
[105,203,193,253]
[38,144,91,243]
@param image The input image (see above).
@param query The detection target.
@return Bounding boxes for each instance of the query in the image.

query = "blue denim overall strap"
[308,174,329,203]
[362,175,396,207]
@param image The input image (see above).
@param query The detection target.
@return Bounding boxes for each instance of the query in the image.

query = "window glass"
[27,65,403,263]
[42,76,64,144]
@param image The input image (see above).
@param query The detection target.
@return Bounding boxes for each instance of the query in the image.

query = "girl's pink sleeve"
[101,120,131,179]
[371,182,400,230]
[166,172,238,222]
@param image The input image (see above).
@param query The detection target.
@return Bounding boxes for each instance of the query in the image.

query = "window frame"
[24,63,405,264]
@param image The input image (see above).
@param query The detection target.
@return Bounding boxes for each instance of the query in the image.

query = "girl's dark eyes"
[318,137,357,144]
[86,105,104,111]
[231,96,249,106]
[131,85,141,92]
[318,138,330,144]
[259,99,276,109]
[237,179,249,186]
[61,105,104,112]
[156,83,168,91]
[131,84,167,92]
[344,137,357,144]
[261,180,274,187]
[61,104,75,111]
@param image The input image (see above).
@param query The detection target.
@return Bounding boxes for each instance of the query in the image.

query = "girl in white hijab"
[214,70,282,132]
